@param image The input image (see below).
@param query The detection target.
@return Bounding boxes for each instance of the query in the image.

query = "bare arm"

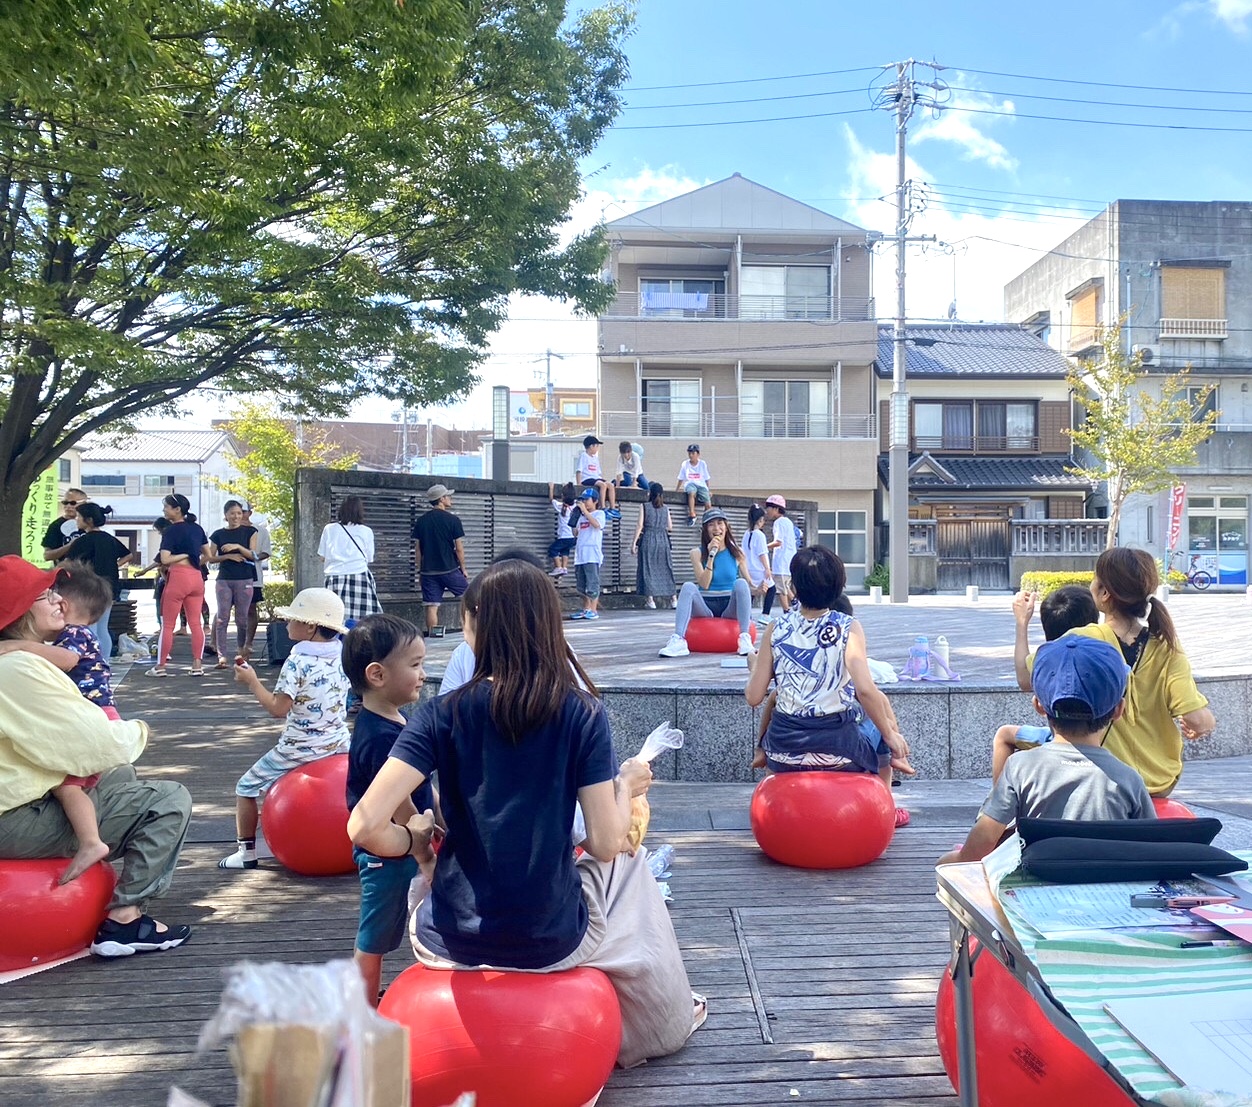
[1180,706,1217,740]
[232,662,294,718]
[938,815,1009,866]
[690,544,714,589]
[348,757,437,865]
[578,759,651,863]
[633,505,645,547]
[744,622,776,706]
[0,639,80,670]
[454,536,466,573]
[1012,590,1036,692]
[846,621,914,774]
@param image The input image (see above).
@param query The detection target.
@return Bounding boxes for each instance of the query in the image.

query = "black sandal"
[90,914,191,958]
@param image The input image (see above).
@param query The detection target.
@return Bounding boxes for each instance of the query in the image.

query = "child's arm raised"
[232,660,294,718]
[846,620,915,775]
[1012,590,1036,692]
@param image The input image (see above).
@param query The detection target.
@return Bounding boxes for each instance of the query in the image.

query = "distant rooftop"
[80,429,232,463]
[874,324,1073,378]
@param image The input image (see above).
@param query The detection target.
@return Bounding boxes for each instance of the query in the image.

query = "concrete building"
[1005,200,1252,585]
[597,173,880,585]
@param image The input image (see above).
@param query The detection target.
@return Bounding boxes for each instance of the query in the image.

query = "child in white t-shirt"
[547,482,577,577]
[576,435,620,519]
[569,488,606,621]
[676,444,712,526]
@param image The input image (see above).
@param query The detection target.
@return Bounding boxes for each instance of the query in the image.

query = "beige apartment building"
[597,174,881,585]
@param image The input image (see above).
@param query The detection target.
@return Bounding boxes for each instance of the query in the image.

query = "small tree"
[221,402,358,577]
[1066,323,1217,548]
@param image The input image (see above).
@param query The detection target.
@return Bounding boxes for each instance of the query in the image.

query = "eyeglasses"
[34,589,62,605]
[60,500,82,506]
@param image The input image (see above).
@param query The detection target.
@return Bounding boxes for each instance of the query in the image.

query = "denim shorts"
[684,482,711,505]
[354,846,418,955]
[576,562,601,599]
[1013,724,1053,749]
[420,569,469,605]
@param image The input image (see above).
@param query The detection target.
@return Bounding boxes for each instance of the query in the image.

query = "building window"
[641,379,701,437]
[1066,279,1102,352]
[914,402,973,450]
[639,278,724,318]
[740,266,830,320]
[977,402,1037,450]
[1186,495,1247,585]
[560,401,592,419]
[1188,385,1218,423]
[817,510,868,587]
[1161,265,1227,338]
[741,380,830,437]
[58,459,72,482]
[81,474,127,496]
[143,475,177,494]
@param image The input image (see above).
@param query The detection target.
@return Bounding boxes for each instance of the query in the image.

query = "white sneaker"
[217,847,258,870]
[737,632,754,656]
[659,634,690,658]
[644,597,656,609]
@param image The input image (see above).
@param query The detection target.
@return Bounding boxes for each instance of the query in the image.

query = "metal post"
[888,60,913,604]
[950,922,980,1107]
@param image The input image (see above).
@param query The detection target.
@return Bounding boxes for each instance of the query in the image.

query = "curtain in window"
[944,405,973,448]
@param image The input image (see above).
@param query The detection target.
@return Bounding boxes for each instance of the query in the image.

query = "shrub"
[1018,570,1094,596]
[865,562,890,589]
[261,580,295,621]
[1155,559,1187,590]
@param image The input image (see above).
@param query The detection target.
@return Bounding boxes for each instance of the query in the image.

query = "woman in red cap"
[0,556,193,957]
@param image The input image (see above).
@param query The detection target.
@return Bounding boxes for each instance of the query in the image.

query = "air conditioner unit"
[1133,344,1158,364]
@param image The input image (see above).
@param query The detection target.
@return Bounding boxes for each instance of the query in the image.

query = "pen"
[1180,940,1243,948]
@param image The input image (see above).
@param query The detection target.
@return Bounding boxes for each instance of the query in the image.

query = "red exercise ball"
[380,963,622,1107]
[749,771,894,869]
[686,617,756,654]
[262,754,354,876]
[935,939,1134,1107]
[1152,796,1195,819]
[0,858,116,971]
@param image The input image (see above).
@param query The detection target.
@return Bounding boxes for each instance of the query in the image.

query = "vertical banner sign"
[1167,484,1187,552]
[21,467,59,564]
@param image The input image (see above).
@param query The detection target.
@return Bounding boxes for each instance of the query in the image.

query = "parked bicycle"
[1168,551,1213,591]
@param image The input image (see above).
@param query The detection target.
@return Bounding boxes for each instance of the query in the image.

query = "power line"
[622,85,866,111]
[613,106,877,131]
[623,66,884,93]
[948,83,1252,117]
[958,66,1252,98]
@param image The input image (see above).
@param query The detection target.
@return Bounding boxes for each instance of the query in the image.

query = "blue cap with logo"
[1031,636,1129,720]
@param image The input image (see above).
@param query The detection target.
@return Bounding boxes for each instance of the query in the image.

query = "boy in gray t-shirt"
[939,636,1154,865]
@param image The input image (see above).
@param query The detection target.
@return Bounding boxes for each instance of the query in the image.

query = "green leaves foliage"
[1065,322,1217,548]
[0,0,633,551]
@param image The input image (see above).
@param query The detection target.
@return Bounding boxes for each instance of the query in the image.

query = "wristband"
[390,824,414,858]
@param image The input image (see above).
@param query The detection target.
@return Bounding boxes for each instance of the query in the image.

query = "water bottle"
[909,635,930,678]
[934,635,950,670]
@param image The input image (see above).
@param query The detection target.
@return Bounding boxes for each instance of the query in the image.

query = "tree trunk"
[1105,501,1123,549]
[0,474,36,557]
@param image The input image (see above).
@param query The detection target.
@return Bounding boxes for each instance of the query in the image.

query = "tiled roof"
[80,429,232,463]
[877,455,1094,491]
[874,324,1073,378]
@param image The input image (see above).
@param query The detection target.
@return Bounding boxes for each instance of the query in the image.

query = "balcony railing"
[913,435,1040,454]
[1159,317,1228,339]
[1011,520,1108,555]
[601,410,877,440]
[600,291,875,322]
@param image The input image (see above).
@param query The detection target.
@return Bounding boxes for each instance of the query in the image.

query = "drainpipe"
[835,237,842,320]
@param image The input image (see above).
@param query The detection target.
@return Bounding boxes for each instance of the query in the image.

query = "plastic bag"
[636,721,684,763]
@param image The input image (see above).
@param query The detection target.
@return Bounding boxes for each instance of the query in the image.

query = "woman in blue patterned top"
[746,545,914,788]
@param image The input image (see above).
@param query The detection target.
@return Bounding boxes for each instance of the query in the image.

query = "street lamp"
[492,385,510,483]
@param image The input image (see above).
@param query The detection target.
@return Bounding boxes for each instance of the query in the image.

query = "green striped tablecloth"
[995,851,1252,1107]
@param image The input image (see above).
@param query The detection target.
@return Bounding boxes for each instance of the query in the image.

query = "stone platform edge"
[420,672,1252,783]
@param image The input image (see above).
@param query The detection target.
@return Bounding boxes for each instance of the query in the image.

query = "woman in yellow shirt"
[1069,547,1214,796]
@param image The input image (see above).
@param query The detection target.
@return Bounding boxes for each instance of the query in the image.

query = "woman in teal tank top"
[658,508,754,658]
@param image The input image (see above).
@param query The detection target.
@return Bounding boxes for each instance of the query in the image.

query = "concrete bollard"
[1155,585,1170,603]
[966,585,979,603]
[870,586,883,604]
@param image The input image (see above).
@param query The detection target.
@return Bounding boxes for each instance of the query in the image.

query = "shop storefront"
[1187,495,1249,586]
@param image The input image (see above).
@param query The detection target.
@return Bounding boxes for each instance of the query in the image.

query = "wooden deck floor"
[0,641,966,1107]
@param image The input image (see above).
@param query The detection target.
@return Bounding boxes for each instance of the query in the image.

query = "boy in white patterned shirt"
[219,588,352,870]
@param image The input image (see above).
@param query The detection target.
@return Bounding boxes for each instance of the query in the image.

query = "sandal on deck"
[189,666,205,677]
[146,667,169,678]
[894,808,911,828]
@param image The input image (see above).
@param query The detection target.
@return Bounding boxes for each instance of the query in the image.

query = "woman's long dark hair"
[1094,547,1179,652]
[76,503,113,528]
[337,496,365,525]
[462,559,597,743]
[648,481,665,508]
[700,516,744,562]
[163,493,196,524]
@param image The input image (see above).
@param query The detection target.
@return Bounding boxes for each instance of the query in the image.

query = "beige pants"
[410,846,695,1069]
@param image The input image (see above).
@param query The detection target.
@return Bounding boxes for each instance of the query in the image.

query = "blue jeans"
[619,472,648,488]
[92,604,113,660]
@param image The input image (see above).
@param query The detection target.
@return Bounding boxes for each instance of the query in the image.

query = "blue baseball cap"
[1032,636,1129,720]
[578,488,599,501]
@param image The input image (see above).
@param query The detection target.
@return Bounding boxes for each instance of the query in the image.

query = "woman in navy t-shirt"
[348,558,701,1068]
[152,494,210,677]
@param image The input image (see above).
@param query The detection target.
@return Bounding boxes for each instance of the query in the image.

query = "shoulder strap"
[340,523,367,558]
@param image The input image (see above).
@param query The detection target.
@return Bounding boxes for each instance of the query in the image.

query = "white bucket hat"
[274,587,348,634]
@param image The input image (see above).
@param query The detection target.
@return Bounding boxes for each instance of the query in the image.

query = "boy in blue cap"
[939,635,1154,865]
[569,487,605,621]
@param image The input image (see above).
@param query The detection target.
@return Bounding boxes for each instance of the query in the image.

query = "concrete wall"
[600,317,878,363]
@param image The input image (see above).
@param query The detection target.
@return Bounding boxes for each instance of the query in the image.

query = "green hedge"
[261,580,295,621]
[1018,570,1094,595]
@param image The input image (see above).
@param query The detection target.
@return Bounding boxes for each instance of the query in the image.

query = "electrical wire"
[623,66,885,93]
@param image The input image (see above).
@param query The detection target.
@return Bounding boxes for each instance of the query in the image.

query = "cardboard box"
[232,1020,409,1107]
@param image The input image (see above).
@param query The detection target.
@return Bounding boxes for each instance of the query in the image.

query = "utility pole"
[875,59,945,603]
[533,349,565,432]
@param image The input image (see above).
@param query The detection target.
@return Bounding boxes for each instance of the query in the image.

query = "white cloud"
[1152,0,1252,36]
[841,127,1090,325]
[912,85,1018,171]
[1210,0,1252,29]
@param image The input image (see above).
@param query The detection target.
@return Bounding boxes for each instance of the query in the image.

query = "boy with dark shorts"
[411,484,469,638]
[992,584,1099,781]
[569,487,605,622]
[342,614,437,1005]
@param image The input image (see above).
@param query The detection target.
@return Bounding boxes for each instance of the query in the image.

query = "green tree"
[1067,324,1217,548]
[222,401,358,577]
[0,0,631,553]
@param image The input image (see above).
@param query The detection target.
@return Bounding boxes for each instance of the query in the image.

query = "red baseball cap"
[0,556,65,633]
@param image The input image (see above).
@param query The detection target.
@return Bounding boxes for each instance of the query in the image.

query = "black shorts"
[421,569,469,605]
[249,587,264,604]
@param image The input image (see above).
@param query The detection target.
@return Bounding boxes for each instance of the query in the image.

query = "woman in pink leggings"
[151,494,211,677]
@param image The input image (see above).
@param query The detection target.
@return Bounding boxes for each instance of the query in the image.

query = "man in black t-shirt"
[42,487,89,562]
[411,484,469,638]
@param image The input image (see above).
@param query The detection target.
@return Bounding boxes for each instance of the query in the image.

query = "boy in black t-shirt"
[342,614,439,1006]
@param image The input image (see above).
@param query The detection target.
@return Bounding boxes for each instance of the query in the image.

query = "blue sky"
[174,0,1252,429]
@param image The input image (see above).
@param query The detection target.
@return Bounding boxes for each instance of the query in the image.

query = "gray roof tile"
[877,455,1094,490]
[875,324,1073,378]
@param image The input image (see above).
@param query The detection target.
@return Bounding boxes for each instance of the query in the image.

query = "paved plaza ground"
[4,593,1251,1104]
